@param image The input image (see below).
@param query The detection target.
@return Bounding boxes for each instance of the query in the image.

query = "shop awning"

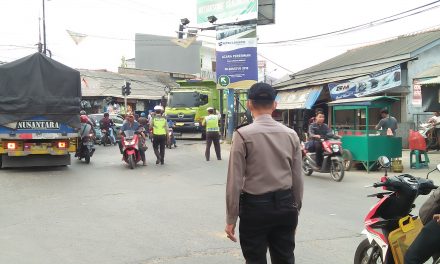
[276,86,322,110]
[419,76,440,85]
[328,96,399,107]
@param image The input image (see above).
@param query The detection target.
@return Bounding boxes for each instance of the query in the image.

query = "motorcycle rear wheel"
[302,156,313,176]
[84,150,90,164]
[330,159,344,182]
[128,154,135,169]
[354,239,383,264]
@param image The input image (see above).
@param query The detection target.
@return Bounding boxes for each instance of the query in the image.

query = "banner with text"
[197,0,258,26]
[216,24,258,89]
[328,65,402,100]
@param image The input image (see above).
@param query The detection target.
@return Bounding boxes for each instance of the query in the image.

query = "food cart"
[329,96,402,172]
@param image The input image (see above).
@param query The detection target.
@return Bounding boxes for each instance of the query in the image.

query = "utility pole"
[42,0,47,55]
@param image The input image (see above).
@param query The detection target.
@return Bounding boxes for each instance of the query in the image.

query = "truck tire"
[0,154,3,169]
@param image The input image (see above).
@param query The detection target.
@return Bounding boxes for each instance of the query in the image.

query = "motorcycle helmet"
[140,112,146,117]
[80,110,87,115]
[80,115,88,123]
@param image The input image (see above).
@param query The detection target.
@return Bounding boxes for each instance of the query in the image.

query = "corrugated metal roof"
[80,69,177,100]
[296,29,440,76]
[415,64,440,78]
[277,59,410,91]
[275,29,440,90]
[328,96,399,105]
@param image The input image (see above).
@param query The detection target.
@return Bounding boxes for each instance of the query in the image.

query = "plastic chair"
[410,150,430,169]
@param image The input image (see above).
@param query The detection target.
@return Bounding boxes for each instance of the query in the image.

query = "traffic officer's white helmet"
[207,107,214,111]
[154,105,164,111]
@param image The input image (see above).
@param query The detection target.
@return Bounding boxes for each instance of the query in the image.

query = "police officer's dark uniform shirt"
[226,114,304,225]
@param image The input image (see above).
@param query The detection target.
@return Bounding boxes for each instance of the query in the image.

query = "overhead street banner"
[197,0,258,26]
[216,24,258,89]
[328,65,402,100]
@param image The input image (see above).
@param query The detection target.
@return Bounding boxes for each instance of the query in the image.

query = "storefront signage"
[216,24,258,89]
[412,80,422,107]
[328,65,402,100]
[197,0,258,25]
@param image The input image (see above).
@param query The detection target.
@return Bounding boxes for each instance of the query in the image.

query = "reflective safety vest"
[205,115,219,132]
[153,117,167,135]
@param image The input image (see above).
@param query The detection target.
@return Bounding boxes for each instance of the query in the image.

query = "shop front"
[276,86,323,140]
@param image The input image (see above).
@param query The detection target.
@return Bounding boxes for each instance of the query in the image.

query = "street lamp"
[42,0,47,55]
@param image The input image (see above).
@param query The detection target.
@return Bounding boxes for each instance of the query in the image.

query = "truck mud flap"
[0,154,71,168]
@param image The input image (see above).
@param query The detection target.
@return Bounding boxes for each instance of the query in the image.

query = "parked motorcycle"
[121,130,142,169]
[354,156,439,264]
[302,134,345,182]
[76,132,95,164]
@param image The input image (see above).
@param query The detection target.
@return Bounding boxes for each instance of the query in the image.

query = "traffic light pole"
[124,95,127,115]
[226,88,235,141]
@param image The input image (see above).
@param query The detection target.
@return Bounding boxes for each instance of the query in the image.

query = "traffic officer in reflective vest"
[225,82,303,264]
[202,107,221,161]
[150,105,169,165]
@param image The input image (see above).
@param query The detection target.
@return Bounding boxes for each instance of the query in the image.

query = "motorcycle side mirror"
[378,156,391,168]
[427,163,440,179]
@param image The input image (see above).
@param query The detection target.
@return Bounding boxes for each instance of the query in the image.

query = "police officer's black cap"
[248,83,276,101]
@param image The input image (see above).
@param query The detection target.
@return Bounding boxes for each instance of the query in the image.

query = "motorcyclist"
[138,112,148,127]
[308,112,333,167]
[76,115,93,157]
[427,111,440,149]
[119,113,147,166]
[99,112,116,145]
[80,110,96,130]
[167,118,177,148]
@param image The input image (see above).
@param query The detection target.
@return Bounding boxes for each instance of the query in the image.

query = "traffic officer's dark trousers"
[153,135,166,164]
[239,189,298,264]
[405,219,440,264]
[205,132,221,161]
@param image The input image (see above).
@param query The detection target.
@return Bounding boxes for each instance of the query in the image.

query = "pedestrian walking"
[202,107,221,161]
[150,106,168,165]
[225,82,304,264]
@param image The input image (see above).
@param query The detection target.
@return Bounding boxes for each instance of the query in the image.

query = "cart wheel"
[342,149,353,171]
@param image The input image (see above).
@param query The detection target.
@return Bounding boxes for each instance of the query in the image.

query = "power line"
[259,0,440,45]
[257,53,294,73]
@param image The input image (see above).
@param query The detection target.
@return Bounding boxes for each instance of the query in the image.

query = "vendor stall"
[329,96,402,172]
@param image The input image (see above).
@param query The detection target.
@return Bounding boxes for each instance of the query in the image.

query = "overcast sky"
[1,0,440,78]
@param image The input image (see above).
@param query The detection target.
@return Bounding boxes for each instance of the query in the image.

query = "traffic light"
[178,24,184,39]
[125,82,131,95]
[121,85,125,96]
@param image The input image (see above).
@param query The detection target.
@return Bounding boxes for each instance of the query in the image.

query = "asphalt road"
[1,140,440,264]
